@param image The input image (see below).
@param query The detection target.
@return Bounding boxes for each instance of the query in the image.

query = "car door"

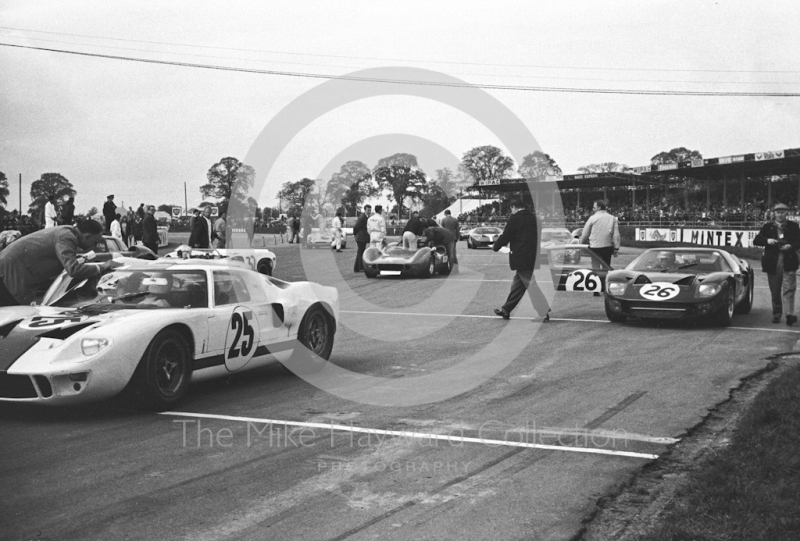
[547,245,613,293]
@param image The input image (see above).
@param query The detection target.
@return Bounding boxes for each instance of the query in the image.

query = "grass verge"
[640,361,800,540]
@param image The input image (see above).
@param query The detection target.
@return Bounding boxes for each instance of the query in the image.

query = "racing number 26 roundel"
[224,307,261,371]
[565,269,603,292]
[639,282,680,301]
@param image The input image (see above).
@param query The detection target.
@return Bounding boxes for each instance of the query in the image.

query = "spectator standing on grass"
[245,216,255,247]
[59,196,75,225]
[331,211,343,252]
[110,213,123,242]
[0,220,122,306]
[103,195,116,234]
[367,205,386,248]
[291,214,300,244]
[142,205,160,254]
[754,203,800,325]
[440,209,460,268]
[492,199,550,323]
[579,199,620,297]
[302,212,314,248]
[189,206,215,249]
[353,205,371,272]
[44,196,58,229]
[214,213,227,249]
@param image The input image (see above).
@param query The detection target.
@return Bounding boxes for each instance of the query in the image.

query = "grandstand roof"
[635,147,800,180]
[471,171,657,194]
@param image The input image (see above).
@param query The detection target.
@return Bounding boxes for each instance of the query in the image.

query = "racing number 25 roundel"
[639,282,680,301]
[565,269,603,292]
[225,307,261,371]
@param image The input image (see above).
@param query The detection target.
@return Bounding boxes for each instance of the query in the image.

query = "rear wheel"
[467,239,474,249]
[734,274,754,314]
[604,296,627,323]
[289,306,335,372]
[713,287,735,327]
[127,329,192,410]
[257,259,273,276]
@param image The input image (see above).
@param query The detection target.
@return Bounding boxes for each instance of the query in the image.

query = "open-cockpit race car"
[0,263,338,409]
[164,245,277,276]
[362,242,452,278]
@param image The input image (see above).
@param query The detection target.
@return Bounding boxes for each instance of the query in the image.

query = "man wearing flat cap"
[754,203,800,325]
[103,194,117,235]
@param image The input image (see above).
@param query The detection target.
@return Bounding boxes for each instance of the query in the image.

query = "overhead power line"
[3,25,799,74]
[1,42,798,97]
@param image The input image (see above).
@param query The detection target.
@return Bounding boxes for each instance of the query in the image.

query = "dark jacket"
[188,216,216,248]
[403,216,426,236]
[353,213,370,243]
[492,209,540,271]
[142,213,160,245]
[441,215,459,239]
[103,201,116,222]
[59,203,75,225]
[424,226,455,247]
[754,220,800,273]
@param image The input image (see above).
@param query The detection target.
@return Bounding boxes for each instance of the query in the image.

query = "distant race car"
[540,227,573,262]
[362,243,452,278]
[603,247,754,326]
[305,228,347,249]
[0,263,338,409]
[458,226,472,241]
[164,245,277,276]
[466,226,503,249]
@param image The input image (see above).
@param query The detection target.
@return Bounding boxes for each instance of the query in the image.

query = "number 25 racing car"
[603,247,754,326]
[0,263,338,409]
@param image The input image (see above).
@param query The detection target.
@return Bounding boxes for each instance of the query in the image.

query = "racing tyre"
[467,239,474,249]
[365,268,378,278]
[257,259,273,276]
[128,329,193,410]
[289,306,335,373]
[604,296,627,323]
[734,274,754,314]
[713,287,735,327]
[421,256,435,278]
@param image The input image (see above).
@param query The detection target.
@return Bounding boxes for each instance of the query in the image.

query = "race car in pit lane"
[466,226,503,249]
[540,228,573,262]
[305,228,347,249]
[603,247,754,326]
[546,244,612,294]
[362,242,452,278]
[164,245,277,276]
[0,263,338,409]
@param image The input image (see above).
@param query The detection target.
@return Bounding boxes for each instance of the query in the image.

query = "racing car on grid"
[0,263,338,409]
[466,226,503,249]
[305,228,347,249]
[604,247,754,325]
[164,245,277,276]
[362,242,452,278]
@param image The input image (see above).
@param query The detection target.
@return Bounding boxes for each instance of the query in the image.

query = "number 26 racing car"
[602,247,754,326]
[362,242,452,278]
[0,263,338,409]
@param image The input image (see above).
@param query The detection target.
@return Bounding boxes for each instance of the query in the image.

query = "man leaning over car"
[0,219,123,306]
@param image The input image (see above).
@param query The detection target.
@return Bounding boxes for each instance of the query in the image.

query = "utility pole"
[19,173,22,214]
[184,182,188,217]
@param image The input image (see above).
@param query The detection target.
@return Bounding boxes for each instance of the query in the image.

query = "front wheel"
[127,329,193,410]
[257,259,273,276]
[734,274,754,314]
[713,287,735,327]
[289,307,335,373]
[604,296,627,323]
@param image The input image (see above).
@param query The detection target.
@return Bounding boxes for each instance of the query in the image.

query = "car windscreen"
[628,250,730,274]
[542,231,571,242]
[52,269,209,309]
[473,228,501,235]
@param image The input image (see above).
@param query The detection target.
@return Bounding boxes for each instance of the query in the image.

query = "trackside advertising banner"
[635,228,758,248]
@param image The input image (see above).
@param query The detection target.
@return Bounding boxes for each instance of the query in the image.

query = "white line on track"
[340,310,800,333]
[159,411,659,460]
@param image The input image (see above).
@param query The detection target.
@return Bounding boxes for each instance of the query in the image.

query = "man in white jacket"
[331,210,343,252]
[366,205,387,248]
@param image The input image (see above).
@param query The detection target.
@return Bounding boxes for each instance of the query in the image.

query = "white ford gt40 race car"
[0,263,338,409]
[164,245,277,276]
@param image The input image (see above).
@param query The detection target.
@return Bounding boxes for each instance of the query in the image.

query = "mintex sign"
[636,228,758,248]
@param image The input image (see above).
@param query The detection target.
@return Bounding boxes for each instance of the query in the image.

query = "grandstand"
[469,146,800,228]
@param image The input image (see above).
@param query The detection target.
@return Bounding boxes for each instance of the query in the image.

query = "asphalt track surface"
[2,238,796,541]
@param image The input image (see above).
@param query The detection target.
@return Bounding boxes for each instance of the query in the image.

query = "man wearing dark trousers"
[142,205,160,254]
[440,209,460,269]
[423,225,457,273]
[754,203,800,325]
[352,205,371,272]
[103,195,117,234]
[492,199,550,322]
[188,206,216,249]
[580,199,620,296]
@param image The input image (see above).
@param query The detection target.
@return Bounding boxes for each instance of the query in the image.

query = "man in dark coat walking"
[352,205,371,272]
[103,195,116,234]
[440,209,460,268]
[754,203,800,324]
[142,205,160,254]
[492,199,550,322]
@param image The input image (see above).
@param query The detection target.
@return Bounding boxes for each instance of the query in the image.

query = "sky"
[1,0,799,214]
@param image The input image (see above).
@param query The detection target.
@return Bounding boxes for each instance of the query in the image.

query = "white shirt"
[332,216,342,232]
[110,219,122,239]
[367,213,386,242]
[44,201,57,228]
[204,217,213,247]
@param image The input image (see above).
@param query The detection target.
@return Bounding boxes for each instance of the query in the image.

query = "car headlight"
[81,338,110,356]
[697,283,721,298]
[607,282,628,296]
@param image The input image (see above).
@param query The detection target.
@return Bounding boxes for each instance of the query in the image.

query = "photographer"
[754,203,800,325]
